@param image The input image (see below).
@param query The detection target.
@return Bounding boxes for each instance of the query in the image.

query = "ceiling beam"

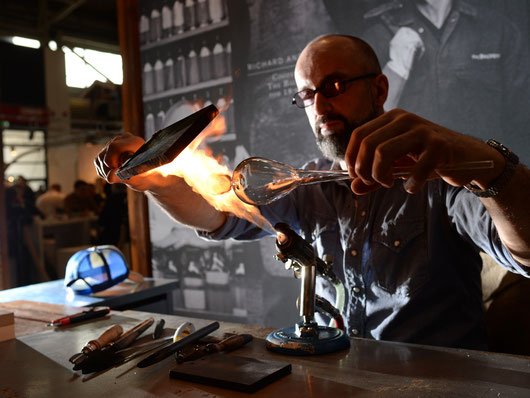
[49,0,87,26]
[0,24,119,54]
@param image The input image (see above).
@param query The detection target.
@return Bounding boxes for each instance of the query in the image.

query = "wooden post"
[116,0,152,276]
[0,126,11,289]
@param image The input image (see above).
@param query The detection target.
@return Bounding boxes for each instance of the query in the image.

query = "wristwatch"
[465,139,519,198]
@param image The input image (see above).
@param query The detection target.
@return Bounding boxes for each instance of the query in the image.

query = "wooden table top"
[0,302,529,397]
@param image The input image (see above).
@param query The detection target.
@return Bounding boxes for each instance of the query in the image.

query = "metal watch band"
[464,139,519,198]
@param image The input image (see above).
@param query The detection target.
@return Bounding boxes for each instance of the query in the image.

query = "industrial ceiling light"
[12,36,41,49]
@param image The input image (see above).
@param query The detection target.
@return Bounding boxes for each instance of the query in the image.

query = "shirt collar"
[393,0,477,26]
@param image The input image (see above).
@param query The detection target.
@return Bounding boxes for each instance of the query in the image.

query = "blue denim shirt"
[200,158,529,349]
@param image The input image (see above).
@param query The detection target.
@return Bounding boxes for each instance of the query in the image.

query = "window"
[3,129,47,191]
[63,47,123,89]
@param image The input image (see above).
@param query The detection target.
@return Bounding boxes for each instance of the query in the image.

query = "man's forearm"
[482,164,530,267]
[145,176,227,232]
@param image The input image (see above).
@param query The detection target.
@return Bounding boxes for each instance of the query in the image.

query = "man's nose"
[313,91,332,115]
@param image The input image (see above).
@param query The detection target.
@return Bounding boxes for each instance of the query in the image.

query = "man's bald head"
[296,35,382,78]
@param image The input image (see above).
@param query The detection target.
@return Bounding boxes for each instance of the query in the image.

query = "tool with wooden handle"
[111,317,155,351]
[176,334,253,363]
[153,319,165,339]
[69,324,123,364]
[73,318,155,372]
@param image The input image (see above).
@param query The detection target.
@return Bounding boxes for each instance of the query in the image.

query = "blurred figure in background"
[13,176,43,220]
[97,182,129,248]
[5,177,49,286]
[36,183,65,219]
[64,180,99,218]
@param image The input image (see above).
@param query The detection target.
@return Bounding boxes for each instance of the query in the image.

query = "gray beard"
[316,110,379,161]
[316,133,350,161]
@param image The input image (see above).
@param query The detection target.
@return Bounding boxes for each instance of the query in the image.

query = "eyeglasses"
[292,73,378,108]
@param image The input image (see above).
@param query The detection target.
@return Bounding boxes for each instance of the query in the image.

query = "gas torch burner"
[265,223,350,355]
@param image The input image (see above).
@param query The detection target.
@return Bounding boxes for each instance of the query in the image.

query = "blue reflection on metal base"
[266,323,350,355]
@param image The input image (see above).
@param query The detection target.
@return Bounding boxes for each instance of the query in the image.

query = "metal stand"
[266,223,350,356]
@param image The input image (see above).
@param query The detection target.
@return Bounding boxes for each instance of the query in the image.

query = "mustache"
[315,114,349,131]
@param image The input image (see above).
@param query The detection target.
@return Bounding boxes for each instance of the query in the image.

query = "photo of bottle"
[161,0,173,38]
[172,0,184,35]
[199,41,212,82]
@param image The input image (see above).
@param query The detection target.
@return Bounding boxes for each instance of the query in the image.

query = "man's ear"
[374,74,389,108]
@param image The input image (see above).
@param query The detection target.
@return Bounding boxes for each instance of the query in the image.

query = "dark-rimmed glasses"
[292,73,378,108]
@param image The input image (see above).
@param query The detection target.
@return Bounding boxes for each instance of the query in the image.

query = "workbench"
[0,278,179,314]
[0,301,529,397]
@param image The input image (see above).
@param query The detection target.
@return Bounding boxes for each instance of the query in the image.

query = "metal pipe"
[300,264,316,324]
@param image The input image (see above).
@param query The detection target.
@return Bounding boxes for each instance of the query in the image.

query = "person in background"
[36,183,65,219]
[64,180,98,218]
[95,34,530,350]
[5,177,49,285]
[35,184,45,197]
[97,182,128,247]
[13,176,43,221]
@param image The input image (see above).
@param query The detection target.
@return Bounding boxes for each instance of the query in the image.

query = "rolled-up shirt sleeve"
[196,213,270,241]
[445,185,530,277]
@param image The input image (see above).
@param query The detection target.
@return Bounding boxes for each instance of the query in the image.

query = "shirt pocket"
[452,63,502,96]
[370,217,429,297]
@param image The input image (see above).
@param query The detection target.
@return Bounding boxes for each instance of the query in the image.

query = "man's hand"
[386,27,425,80]
[345,109,506,195]
[94,133,167,192]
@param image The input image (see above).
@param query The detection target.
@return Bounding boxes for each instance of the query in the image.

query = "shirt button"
[352,329,359,335]
[351,249,358,257]
[353,286,360,293]
[360,210,366,217]
[418,27,424,34]
[394,240,400,247]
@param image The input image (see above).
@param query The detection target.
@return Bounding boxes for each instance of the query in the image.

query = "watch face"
[487,139,519,164]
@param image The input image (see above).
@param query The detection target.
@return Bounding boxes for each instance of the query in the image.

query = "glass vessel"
[231,157,351,205]
[230,157,494,206]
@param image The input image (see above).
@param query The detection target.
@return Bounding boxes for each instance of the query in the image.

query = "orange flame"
[154,104,274,233]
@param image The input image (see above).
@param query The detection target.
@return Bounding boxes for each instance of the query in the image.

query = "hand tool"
[115,104,219,180]
[72,317,154,371]
[48,307,110,327]
[175,321,195,339]
[176,333,253,363]
[69,324,123,364]
[80,334,175,374]
[78,322,211,374]
[110,317,155,351]
[113,327,218,358]
[152,318,165,339]
[137,321,219,368]
[114,320,193,354]
[113,327,181,357]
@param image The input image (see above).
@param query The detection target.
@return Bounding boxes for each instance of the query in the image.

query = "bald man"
[96,35,530,350]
